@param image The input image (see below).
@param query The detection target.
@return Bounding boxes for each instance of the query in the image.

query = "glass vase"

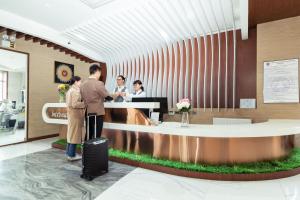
[181,112,189,127]
[59,94,66,103]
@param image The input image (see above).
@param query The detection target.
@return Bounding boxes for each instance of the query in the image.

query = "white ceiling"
[0,0,248,62]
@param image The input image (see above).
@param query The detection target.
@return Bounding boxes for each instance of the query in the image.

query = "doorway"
[0,48,28,146]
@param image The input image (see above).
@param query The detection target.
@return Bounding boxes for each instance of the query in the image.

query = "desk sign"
[240,99,256,108]
[46,107,67,119]
[263,58,299,103]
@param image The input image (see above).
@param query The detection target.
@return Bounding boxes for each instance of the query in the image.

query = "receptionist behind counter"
[112,75,129,102]
[112,75,146,102]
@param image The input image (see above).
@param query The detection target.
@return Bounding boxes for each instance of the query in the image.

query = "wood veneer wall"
[256,16,300,119]
[167,16,300,123]
[1,36,106,139]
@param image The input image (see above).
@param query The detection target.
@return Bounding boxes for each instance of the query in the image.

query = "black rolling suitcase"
[81,113,108,181]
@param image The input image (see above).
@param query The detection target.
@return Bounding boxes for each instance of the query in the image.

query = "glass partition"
[0,48,28,146]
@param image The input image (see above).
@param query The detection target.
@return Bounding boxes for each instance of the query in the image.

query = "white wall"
[8,71,25,107]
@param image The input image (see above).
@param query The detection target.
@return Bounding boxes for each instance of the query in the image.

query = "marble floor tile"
[0,148,135,200]
[0,137,57,161]
[96,168,209,200]
[0,129,26,146]
[278,175,300,200]
[95,168,295,200]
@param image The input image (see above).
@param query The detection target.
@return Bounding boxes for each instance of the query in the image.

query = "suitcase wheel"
[80,174,94,181]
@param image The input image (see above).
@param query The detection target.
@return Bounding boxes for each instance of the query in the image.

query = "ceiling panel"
[0,0,245,62]
[63,0,243,62]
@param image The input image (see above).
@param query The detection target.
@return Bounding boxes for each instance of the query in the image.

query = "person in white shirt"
[127,80,146,101]
[112,75,129,102]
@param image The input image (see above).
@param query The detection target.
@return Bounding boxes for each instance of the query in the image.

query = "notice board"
[263,58,299,103]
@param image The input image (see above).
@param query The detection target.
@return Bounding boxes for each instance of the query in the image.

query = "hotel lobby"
[1,0,300,199]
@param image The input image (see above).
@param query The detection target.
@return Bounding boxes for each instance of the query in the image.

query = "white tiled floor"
[0,129,26,146]
[95,168,300,200]
[2,138,300,200]
[0,137,57,161]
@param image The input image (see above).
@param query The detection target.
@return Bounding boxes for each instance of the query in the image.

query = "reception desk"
[42,102,299,165]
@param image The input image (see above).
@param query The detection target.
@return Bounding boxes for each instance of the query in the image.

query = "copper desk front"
[103,108,294,165]
[104,108,151,125]
[102,129,294,165]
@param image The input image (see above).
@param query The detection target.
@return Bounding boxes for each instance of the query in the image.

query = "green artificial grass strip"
[53,139,300,174]
[54,139,82,149]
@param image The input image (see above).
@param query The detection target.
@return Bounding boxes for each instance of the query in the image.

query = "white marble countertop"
[42,103,300,138]
[104,102,160,109]
[102,120,300,138]
[42,102,159,125]
[43,102,160,109]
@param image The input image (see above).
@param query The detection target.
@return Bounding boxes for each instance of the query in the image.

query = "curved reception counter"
[42,103,299,165]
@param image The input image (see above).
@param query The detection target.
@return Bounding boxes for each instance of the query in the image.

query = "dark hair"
[133,80,144,91]
[89,64,101,75]
[117,75,126,82]
[70,76,81,85]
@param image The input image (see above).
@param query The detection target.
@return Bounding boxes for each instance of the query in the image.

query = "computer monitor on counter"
[132,97,168,121]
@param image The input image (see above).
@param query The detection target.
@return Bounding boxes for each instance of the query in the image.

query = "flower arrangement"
[58,84,69,102]
[176,98,191,113]
[58,84,69,95]
[176,98,191,127]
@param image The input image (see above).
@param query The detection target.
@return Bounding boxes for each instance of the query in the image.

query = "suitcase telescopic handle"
[94,115,97,139]
[87,113,97,140]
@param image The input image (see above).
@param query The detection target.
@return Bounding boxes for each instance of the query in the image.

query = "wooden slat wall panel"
[107,29,256,109]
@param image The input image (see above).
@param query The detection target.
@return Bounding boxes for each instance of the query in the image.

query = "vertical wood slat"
[162,46,168,97]
[144,53,149,96]
[232,29,237,110]
[209,34,214,111]
[167,44,173,108]
[140,54,145,84]
[173,42,179,107]
[184,39,189,99]
[203,36,208,111]
[190,38,195,107]
[136,56,140,83]
[147,51,154,97]
[152,50,158,97]
[157,48,163,97]
[130,58,135,92]
[196,36,201,108]
[178,40,184,100]
[217,32,221,112]
[126,60,130,89]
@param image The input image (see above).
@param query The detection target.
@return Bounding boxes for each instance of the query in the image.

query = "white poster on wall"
[263,58,299,103]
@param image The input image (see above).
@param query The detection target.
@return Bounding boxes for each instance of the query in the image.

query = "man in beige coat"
[80,64,109,139]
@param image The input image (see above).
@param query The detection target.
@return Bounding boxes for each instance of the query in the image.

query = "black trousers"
[85,115,104,140]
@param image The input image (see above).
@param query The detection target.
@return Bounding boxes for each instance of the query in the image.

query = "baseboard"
[27,133,59,142]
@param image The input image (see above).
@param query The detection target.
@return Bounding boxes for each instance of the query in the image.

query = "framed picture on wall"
[54,61,74,84]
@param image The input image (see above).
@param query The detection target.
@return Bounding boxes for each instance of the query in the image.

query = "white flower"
[176,103,183,110]
[177,98,191,112]
[181,101,190,108]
